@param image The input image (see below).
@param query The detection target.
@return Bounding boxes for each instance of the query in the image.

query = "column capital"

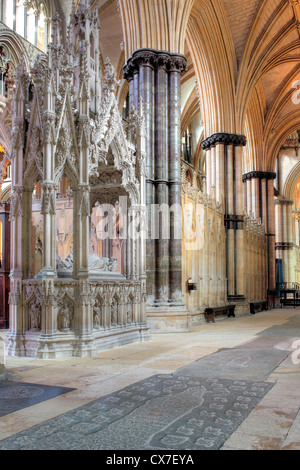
[242,171,277,182]
[275,242,294,250]
[274,197,294,206]
[123,48,187,81]
[202,132,247,150]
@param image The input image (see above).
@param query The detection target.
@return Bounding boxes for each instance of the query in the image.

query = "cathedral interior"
[0,0,300,452]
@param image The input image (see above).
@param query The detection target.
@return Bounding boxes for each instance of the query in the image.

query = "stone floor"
[0,307,299,451]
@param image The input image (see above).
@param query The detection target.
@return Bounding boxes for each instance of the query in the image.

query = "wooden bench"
[280,297,300,308]
[280,289,300,308]
[250,301,268,315]
[204,305,236,323]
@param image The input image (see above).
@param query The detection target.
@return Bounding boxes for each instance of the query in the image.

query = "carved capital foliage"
[123,48,187,81]
[274,198,294,206]
[103,57,120,93]
[8,278,22,305]
[23,282,42,304]
[9,187,23,220]
[25,126,43,180]
[41,183,56,215]
[30,54,47,109]
[42,279,55,307]
[11,118,25,151]
[43,111,56,144]
[13,52,29,98]
[78,186,90,217]
[78,115,90,148]
[55,124,78,183]
[80,279,91,306]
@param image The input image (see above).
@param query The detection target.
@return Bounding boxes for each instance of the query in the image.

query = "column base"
[35,269,56,279]
[146,305,192,333]
[5,333,27,357]
[0,365,6,382]
[6,325,151,359]
[227,295,250,316]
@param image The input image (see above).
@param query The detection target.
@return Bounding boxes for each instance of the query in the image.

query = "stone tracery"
[6,0,149,358]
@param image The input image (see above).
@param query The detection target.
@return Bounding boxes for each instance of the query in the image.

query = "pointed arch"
[283,161,300,201]
[186,0,236,136]
[118,0,194,59]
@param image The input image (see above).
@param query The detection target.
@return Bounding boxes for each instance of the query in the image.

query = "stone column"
[7,61,28,355]
[206,148,212,196]
[246,178,252,215]
[226,143,235,297]
[41,183,56,276]
[0,202,10,329]
[123,48,187,311]
[235,144,245,298]
[76,185,90,278]
[294,213,300,246]
[169,59,184,306]
[155,57,169,304]
[210,146,216,192]
[243,171,276,292]
[266,176,277,292]
[215,143,225,205]
[243,171,263,220]
[275,198,294,285]
[261,177,268,231]
[282,202,289,283]
[275,199,283,266]
[252,177,261,220]
[287,202,294,284]
[202,133,247,306]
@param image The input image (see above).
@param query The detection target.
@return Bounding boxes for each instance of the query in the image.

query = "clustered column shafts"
[0,202,10,329]
[7,58,28,355]
[123,48,187,308]
[275,197,294,285]
[243,171,277,291]
[202,133,247,302]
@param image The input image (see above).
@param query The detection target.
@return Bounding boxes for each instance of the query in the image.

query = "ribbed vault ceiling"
[17,0,300,171]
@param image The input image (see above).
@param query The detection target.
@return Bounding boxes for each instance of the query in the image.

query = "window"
[122,92,129,120]
[0,44,9,97]
[16,0,25,37]
[181,128,192,164]
[2,1,46,51]
[4,0,14,29]
[0,0,4,22]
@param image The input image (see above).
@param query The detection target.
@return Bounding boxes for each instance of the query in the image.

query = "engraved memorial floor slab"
[255,315,300,338]
[0,375,273,450]
[0,382,75,417]
[174,347,290,382]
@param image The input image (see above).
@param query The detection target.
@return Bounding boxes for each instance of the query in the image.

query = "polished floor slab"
[0,375,273,450]
[0,382,75,418]
[0,308,299,451]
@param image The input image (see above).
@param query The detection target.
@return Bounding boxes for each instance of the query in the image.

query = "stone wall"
[182,181,227,324]
[243,214,268,302]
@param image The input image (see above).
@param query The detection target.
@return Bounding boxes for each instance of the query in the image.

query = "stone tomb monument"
[5,1,149,358]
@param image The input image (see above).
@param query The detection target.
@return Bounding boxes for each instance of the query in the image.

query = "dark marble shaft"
[124,49,187,307]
